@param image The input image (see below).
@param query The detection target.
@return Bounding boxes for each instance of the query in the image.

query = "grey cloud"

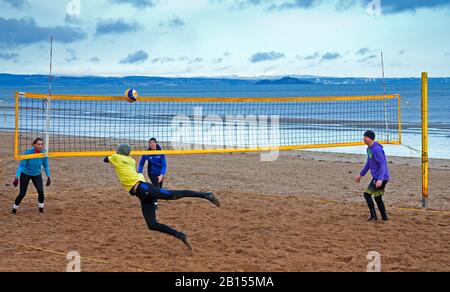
[357,54,377,62]
[356,47,371,56]
[0,17,87,48]
[119,50,149,64]
[110,0,155,8]
[250,51,285,63]
[1,0,27,9]
[0,52,19,60]
[321,52,341,61]
[95,19,140,36]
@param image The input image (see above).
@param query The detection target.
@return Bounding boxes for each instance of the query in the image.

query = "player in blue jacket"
[138,138,167,188]
[12,138,51,215]
[138,138,167,210]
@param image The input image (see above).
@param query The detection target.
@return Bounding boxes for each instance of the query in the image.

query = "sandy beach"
[0,131,449,272]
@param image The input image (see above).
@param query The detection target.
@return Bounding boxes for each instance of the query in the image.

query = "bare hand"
[376,180,383,188]
[158,175,164,183]
[355,175,362,184]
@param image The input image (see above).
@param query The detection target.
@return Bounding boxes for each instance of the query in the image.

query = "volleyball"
[125,88,138,103]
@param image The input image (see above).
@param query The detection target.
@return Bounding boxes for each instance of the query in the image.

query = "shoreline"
[2,130,449,167]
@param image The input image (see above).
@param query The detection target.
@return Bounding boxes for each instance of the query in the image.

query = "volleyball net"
[14,92,401,160]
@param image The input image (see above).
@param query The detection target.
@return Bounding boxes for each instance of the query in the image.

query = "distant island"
[255,77,315,85]
[0,74,448,88]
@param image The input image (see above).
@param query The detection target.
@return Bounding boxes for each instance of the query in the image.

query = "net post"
[421,72,429,208]
[397,94,402,144]
[14,92,20,160]
[45,97,51,158]
[45,36,53,158]
[0,100,4,180]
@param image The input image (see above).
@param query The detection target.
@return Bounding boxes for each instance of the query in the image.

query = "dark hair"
[364,130,376,141]
[148,138,161,151]
[32,138,44,145]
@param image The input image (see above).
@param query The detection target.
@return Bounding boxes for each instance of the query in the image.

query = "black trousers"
[15,173,45,206]
[131,182,211,238]
[149,174,163,188]
[149,175,162,209]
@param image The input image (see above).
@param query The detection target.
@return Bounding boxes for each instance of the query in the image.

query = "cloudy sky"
[0,0,450,77]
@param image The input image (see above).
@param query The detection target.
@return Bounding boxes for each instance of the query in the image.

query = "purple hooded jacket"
[360,142,390,181]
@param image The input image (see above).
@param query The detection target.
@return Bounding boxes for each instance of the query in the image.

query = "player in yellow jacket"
[104,144,220,250]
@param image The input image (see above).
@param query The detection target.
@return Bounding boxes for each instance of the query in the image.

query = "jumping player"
[104,144,220,250]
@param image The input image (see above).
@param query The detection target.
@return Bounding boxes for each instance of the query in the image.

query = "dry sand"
[0,132,449,272]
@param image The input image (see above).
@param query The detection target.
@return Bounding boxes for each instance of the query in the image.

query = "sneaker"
[206,192,221,207]
[177,232,192,251]
[11,208,17,215]
[39,208,44,214]
[368,208,377,221]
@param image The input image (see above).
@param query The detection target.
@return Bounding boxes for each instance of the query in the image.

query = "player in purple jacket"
[356,130,390,221]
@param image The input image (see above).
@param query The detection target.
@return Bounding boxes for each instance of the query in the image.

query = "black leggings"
[132,182,211,237]
[15,173,44,206]
[364,193,388,220]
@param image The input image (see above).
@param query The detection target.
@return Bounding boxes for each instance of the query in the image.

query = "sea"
[0,74,449,159]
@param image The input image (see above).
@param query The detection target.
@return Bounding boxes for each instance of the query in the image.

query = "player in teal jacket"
[12,138,51,215]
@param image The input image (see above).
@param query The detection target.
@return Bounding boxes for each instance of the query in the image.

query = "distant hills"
[255,77,315,85]
[0,73,448,87]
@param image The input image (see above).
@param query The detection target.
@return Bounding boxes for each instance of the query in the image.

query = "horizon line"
[0,72,447,79]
